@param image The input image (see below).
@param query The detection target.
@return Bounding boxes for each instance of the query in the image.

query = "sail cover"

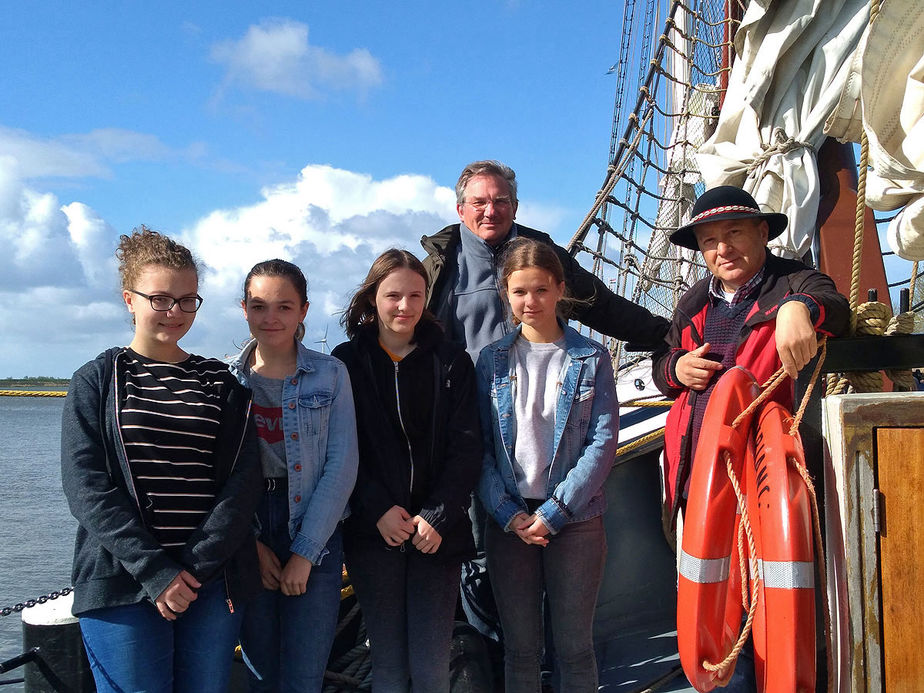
[825,0,924,261]
[695,0,869,261]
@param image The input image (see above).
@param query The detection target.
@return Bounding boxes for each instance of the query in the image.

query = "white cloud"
[0,162,459,375]
[0,156,564,376]
[0,157,84,288]
[183,164,457,357]
[0,126,197,180]
[61,129,173,164]
[210,19,383,100]
[62,202,119,288]
[0,127,108,179]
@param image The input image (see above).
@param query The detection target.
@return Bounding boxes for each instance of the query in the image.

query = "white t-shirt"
[510,335,568,500]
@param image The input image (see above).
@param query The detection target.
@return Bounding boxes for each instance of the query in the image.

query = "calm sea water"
[0,394,74,689]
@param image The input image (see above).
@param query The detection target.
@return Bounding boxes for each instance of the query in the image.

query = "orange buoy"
[749,401,816,692]
[678,366,760,691]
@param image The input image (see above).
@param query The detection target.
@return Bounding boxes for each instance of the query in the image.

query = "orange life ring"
[748,401,816,693]
[677,366,760,692]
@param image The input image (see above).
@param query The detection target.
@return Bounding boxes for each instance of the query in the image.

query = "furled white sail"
[695,0,869,260]
[825,0,924,261]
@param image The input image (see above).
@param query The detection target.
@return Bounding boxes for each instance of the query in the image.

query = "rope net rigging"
[568,0,741,368]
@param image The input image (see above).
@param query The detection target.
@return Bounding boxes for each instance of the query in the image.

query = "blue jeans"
[79,577,242,693]
[345,542,460,692]
[486,515,606,693]
[239,485,344,692]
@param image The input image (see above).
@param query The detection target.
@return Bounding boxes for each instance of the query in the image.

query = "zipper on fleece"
[224,567,234,613]
[392,360,415,501]
[113,352,146,521]
[225,396,253,483]
[222,394,253,613]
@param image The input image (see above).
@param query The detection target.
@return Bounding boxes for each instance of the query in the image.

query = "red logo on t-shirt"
[252,403,283,444]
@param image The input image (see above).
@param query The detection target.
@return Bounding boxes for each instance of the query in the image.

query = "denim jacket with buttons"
[476,323,619,534]
[228,339,358,565]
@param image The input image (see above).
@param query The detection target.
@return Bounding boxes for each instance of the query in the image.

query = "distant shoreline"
[0,377,70,387]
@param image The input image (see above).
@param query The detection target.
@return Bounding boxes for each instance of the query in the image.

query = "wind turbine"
[315,325,329,354]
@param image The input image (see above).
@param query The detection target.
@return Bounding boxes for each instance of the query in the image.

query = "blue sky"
[0,1,633,377]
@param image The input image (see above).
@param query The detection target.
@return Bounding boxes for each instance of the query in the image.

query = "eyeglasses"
[130,290,203,313]
[464,196,513,211]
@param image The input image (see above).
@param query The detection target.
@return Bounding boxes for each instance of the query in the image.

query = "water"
[0,394,74,689]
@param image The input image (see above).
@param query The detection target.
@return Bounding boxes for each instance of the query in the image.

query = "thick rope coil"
[884,311,916,336]
[837,302,917,391]
[884,311,917,389]
[853,301,891,335]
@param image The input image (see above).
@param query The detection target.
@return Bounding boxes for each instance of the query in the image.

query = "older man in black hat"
[652,185,849,528]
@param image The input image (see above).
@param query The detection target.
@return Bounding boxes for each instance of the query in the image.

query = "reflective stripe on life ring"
[679,550,729,584]
[749,558,815,589]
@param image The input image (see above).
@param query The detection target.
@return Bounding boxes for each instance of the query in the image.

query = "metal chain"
[0,587,72,617]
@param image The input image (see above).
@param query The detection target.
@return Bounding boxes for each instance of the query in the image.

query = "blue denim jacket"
[228,339,358,565]
[475,324,619,534]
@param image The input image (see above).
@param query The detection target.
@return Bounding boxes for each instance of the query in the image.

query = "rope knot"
[746,128,816,172]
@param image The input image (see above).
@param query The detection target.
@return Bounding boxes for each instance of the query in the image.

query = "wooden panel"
[876,427,924,691]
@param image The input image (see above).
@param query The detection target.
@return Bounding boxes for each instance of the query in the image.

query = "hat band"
[689,204,761,224]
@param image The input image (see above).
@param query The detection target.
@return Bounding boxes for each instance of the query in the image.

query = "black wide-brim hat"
[668,185,788,251]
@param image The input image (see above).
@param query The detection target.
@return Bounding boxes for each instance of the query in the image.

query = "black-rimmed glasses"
[130,290,203,313]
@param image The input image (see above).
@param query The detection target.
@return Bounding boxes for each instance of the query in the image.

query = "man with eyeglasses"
[422,160,669,364]
[420,159,670,673]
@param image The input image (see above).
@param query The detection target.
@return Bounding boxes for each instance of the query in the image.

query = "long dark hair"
[340,249,434,339]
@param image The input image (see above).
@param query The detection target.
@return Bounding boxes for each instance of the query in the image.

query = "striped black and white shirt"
[118,350,229,555]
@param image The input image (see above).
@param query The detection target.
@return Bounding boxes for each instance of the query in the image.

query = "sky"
[0,1,633,377]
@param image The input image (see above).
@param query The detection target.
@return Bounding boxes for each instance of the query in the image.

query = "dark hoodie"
[60,347,262,615]
[331,320,482,564]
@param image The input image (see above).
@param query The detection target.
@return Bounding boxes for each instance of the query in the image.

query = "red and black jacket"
[652,253,849,521]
